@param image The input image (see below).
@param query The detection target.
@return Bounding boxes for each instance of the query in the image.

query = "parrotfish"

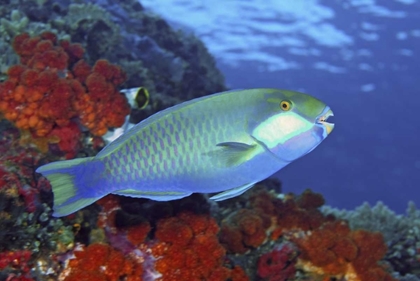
[36,88,334,217]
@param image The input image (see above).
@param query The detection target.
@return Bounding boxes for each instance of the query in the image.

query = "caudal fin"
[36,157,107,217]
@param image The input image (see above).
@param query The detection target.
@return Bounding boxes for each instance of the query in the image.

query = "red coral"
[295,189,325,209]
[0,32,131,157]
[293,221,396,281]
[220,209,269,254]
[152,211,249,281]
[95,198,249,281]
[0,128,50,212]
[85,72,113,100]
[93,59,126,85]
[40,31,57,43]
[220,188,330,254]
[351,230,393,281]
[155,217,194,247]
[48,121,82,159]
[65,42,85,62]
[63,243,143,281]
[0,250,32,273]
[257,243,296,281]
[217,186,396,281]
[126,222,151,246]
[72,60,92,82]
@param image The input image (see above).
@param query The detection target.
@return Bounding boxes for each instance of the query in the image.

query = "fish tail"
[36,157,108,217]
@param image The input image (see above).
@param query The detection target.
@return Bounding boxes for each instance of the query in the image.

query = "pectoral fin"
[209,181,256,201]
[112,188,191,201]
[206,141,259,167]
[216,142,254,150]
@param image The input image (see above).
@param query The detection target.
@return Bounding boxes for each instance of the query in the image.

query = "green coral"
[0,10,30,41]
[0,9,69,77]
[53,3,120,61]
[119,59,157,95]
[1,202,75,254]
[0,9,69,42]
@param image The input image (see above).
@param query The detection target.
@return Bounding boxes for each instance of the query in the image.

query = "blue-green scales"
[36,88,334,217]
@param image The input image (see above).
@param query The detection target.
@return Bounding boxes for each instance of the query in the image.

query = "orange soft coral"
[220,209,269,254]
[0,32,131,157]
[62,243,143,281]
[293,221,396,281]
[152,211,249,281]
[48,121,82,159]
[250,188,330,240]
[94,198,249,281]
[219,188,329,254]
[217,186,396,281]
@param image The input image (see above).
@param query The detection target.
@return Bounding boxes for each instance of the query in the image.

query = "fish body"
[36,88,334,217]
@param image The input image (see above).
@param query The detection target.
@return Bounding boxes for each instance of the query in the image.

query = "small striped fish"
[36,88,334,217]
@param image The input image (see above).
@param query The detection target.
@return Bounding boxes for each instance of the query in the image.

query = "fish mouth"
[317,108,335,135]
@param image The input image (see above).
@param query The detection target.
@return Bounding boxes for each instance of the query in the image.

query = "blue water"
[141,0,420,213]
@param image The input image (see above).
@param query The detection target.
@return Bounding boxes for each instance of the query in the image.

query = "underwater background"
[0,0,420,280]
[140,0,420,214]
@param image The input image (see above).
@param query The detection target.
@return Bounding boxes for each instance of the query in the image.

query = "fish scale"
[36,88,334,217]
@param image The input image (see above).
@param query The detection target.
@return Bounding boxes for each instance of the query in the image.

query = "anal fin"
[209,181,256,201]
[112,188,191,201]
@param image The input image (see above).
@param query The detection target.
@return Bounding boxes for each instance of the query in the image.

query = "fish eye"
[135,87,150,109]
[280,100,292,111]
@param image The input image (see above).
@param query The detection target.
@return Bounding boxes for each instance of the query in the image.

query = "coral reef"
[0,126,76,280]
[0,31,130,158]
[57,3,120,62]
[0,250,32,276]
[153,212,230,280]
[94,195,249,281]
[0,1,417,280]
[218,185,397,281]
[220,187,329,254]
[323,201,420,278]
[220,208,270,254]
[257,243,297,281]
[59,243,143,281]
[293,221,394,281]
[0,0,226,115]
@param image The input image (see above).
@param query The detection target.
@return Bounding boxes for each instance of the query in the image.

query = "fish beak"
[317,108,335,135]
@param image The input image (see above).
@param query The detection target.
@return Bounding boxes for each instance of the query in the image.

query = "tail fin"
[36,157,107,217]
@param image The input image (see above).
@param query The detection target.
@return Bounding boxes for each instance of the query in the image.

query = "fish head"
[250,89,334,162]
